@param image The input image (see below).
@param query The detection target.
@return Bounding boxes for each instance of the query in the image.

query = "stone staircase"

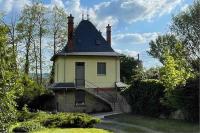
[111,102,121,113]
[83,87,130,113]
[77,80,131,113]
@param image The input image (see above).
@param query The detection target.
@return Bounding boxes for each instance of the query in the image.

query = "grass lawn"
[33,128,112,133]
[105,113,199,133]
[97,121,146,133]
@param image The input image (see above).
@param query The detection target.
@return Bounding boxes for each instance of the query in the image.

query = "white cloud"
[0,0,30,14]
[50,0,65,8]
[113,32,159,46]
[94,0,182,23]
[55,0,182,32]
[0,0,183,32]
[115,49,139,57]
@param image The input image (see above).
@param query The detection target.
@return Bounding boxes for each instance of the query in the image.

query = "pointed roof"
[51,20,120,61]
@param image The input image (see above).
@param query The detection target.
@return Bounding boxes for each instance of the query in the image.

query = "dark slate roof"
[51,20,119,60]
[48,83,75,90]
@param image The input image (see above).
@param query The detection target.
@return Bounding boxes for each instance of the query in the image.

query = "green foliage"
[17,104,36,122]
[160,52,193,93]
[13,112,100,132]
[28,91,55,111]
[122,79,169,117]
[49,5,68,51]
[16,75,47,110]
[41,113,100,128]
[131,63,146,81]
[148,34,181,63]
[17,110,100,131]
[0,25,23,129]
[120,54,142,83]
[159,51,197,121]
[13,120,42,133]
[166,76,199,122]
[171,0,200,65]
[49,62,55,84]
[144,67,161,79]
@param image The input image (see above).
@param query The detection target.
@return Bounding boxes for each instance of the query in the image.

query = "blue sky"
[0,0,194,70]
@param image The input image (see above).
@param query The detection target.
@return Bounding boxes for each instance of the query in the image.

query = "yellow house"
[49,14,130,113]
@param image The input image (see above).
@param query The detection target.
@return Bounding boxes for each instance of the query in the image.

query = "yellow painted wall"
[54,56,120,88]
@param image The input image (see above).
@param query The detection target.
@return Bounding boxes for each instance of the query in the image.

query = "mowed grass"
[105,113,199,133]
[97,121,146,133]
[33,128,112,133]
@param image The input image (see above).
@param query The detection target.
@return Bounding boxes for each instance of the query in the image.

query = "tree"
[171,0,200,70]
[131,62,146,81]
[49,6,67,83]
[0,13,19,70]
[35,3,48,84]
[0,14,18,56]
[160,52,193,93]
[16,4,38,75]
[120,55,141,83]
[148,34,184,64]
[0,25,22,130]
[49,5,67,54]
[145,67,161,80]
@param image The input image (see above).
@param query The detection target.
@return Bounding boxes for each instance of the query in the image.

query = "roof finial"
[86,8,89,20]
[82,11,84,20]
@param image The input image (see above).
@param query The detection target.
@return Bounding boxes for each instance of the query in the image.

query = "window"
[75,90,85,106]
[97,62,106,75]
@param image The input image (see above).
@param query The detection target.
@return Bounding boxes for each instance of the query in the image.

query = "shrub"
[122,79,170,117]
[15,112,100,131]
[12,120,42,133]
[167,76,199,122]
[28,92,55,111]
[17,105,37,122]
[16,75,47,110]
[41,113,100,128]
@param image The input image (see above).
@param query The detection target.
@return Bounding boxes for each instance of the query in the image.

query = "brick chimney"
[68,14,74,51]
[106,24,111,45]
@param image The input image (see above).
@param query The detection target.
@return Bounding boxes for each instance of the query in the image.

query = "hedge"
[122,79,170,117]
[171,76,199,122]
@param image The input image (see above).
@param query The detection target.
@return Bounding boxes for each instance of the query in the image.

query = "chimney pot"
[106,24,111,45]
[67,14,74,51]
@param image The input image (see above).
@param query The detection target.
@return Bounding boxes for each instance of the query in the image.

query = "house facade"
[49,14,130,113]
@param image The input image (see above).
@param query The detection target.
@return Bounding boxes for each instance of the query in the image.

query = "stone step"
[83,88,124,112]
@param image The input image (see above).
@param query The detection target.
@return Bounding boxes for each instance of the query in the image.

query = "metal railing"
[74,79,127,112]
[75,79,85,88]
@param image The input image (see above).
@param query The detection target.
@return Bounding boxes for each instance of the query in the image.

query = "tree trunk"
[53,33,56,55]
[25,43,30,75]
[39,26,42,84]
[33,42,39,83]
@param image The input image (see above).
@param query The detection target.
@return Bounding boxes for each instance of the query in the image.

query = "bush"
[16,75,47,110]
[28,92,55,111]
[168,76,199,122]
[17,105,37,122]
[42,113,100,128]
[12,120,42,133]
[122,79,170,117]
[15,111,100,131]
